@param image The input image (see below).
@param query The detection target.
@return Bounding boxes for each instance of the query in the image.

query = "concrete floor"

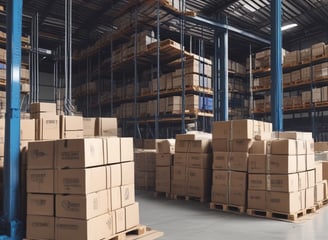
[136,191,328,240]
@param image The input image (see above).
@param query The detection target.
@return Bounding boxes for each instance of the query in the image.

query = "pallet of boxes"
[155,139,175,198]
[313,142,328,208]
[171,132,212,202]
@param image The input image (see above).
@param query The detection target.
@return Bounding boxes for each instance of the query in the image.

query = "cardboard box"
[212,121,231,139]
[121,162,135,185]
[248,190,266,210]
[212,170,229,186]
[27,141,54,169]
[231,119,263,140]
[156,153,173,166]
[61,130,84,139]
[83,117,96,137]
[27,169,54,193]
[157,139,175,153]
[211,185,228,204]
[21,119,35,140]
[174,152,188,166]
[267,173,299,192]
[248,154,266,173]
[187,153,211,169]
[213,152,229,170]
[110,187,121,210]
[121,184,135,207]
[55,190,108,219]
[212,139,229,152]
[267,191,302,213]
[26,215,55,240]
[271,139,306,155]
[96,117,118,136]
[250,140,268,154]
[175,140,190,152]
[306,154,315,171]
[268,155,297,174]
[60,115,83,133]
[120,138,134,162]
[229,152,248,172]
[143,139,161,150]
[298,171,307,190]
[107,164,121,188]
[171,166,187,182]
[104,137,121,164]
[55,213,114,240]
[315,162,323,183]
[314,142,328,151]
[56,167,106,194]
[27,193,54,216]
[231,139,253,152]
[170,179,187,195]
[125,202,140,230]
[229,187,246,206]
[323,162,328,181]
[248,174,266,191]
[189,139,211,153]
[315,181,327,202]
[307,170,316,188]
[306,187,315,208]
[115,208,126,233]
[36,116,60,140]
[30,102,56,113]
[156,166,171,193]
[56,138,104,169]
[230,171,247,189]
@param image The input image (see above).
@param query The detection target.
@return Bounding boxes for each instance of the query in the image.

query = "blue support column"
[219,18,228,121]
[0,0,24,239]
[213,31,220,121]
[270,0,283,131]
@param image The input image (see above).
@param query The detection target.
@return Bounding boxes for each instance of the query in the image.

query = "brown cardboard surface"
[248,154,266,173]
[108,164,122,188]
[156,167,171,193]
[30,102,56,113]
[323,161,328,181]
[27,193,54,216]
[121,162,135,185]
[143,139,162,150]
[60,115,83,132]
[171,166,187,181]
[297,155,306,172]
[55,213,114,240]
[173,152,188,166]
[212,139,230,152]
[267,173,299,192]
[175,140,190,152]
[229,152,248,172]
[105,137,121,164]
[298,171,307,191]
[213,152,229,170]
[26,215,55,240]
[61,130,84,139]
[212,121,231,139]
[230,171,247,189]
[267,191,302,213]
[125,202,140,230]
[231,139,253,152]
[271,139,306,155]
[231,119,263,140]
[250,140,267,154]
[268,155,297,174]
[83,117,96,137]
[189,139,211,153]
[306,154,315,170]
[248,190,266,210]
[229,187,246,206]
[110,187,121,210]
[248,174,266,191]
[306,187,315,208]
[96,117,118,136]
[187,153,211,169]
[315,161,323,183]
[157,139,175,153]
[307,170,316,188]
[26,169,54,193]
[314,142,328,152]
[156,153,173,166]
[315,181,325,202]
[121,138,134,162]
[211,185,228,204]
[121,184,135,207]
[56,138,104,169]
[56,167,106,194]
[115,208,126,233]
[36,115,60,140]
[21,119,36,140]
[171,179,187,195]
[27,141,54,169]
[212,170,229,186]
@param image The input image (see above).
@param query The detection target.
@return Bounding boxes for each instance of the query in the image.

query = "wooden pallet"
[170,194,207,203]
[247,207,316,222]
[154,191,170,199]
[209,202,245,213]
[110,225,147,240]
[315,199,328,210]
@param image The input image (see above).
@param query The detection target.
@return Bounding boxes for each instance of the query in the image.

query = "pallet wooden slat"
[210,202,245,213]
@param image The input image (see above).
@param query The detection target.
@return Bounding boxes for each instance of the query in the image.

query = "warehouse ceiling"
[0,0,327,60]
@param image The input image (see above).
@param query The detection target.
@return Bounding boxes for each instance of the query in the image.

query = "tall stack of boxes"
[155,140,175,195]
[212,120,272,209]
[26,137,139,239]
[60,115,84,139]
[172,133,212,201]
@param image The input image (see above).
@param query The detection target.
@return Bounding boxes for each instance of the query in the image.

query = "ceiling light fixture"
[281,23,298,31]
[243,4,257,12]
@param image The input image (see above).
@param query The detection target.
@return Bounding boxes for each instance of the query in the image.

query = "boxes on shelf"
[312,42,326,59]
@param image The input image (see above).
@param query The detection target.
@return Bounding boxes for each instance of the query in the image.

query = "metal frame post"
[219,17,228,121]
[0,0,24,239]
[180,0,186,134]
[155,0,160,138]
[270,0,283,131]
[213,31,220,121]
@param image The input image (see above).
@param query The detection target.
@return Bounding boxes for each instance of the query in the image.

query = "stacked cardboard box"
[172,133,212,201]
[314,142,328,201]
[26,137,139,240]
[212,120,272,209]
[60,115,83,139]
[155,140,175,194]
